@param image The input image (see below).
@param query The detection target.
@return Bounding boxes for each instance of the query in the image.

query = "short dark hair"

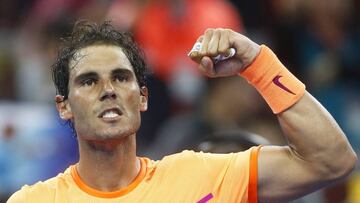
[52,20,147,100]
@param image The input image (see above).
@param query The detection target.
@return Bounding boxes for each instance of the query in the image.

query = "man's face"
[60,44,147,141]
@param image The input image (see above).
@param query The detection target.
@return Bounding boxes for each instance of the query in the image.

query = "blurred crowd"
[0,0,359,202]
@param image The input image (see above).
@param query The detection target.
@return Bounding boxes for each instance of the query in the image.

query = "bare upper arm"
[257,145,331,203]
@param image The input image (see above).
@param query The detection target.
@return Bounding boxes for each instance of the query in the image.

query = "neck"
[76,134,140,192]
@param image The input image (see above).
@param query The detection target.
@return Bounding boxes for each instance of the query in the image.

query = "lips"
[98,107,123,119]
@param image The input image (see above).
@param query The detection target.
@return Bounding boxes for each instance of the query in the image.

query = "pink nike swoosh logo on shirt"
[197,193,213,203]
[272,75,296,95]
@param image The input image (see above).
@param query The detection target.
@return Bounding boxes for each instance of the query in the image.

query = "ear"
[55,95,74,120]
[139,86,148,112]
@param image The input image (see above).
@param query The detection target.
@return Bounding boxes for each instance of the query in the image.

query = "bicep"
[257,146,330,203]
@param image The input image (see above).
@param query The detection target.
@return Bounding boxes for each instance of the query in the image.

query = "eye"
[115,75,128,82]
[82,78,97,86]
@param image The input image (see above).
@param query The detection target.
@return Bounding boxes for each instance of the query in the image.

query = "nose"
[100,80,117,101]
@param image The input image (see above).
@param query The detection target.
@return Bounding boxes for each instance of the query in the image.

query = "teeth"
[102,111,119,118]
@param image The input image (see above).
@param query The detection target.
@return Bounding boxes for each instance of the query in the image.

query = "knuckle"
[215,28,224,33]
[214,29,221,34]
[207,43,217,55]
[200,45,208,54]
[218,46,227,53]
[225,28,233,34]
[205,28,214,35]
[208,48,218,56]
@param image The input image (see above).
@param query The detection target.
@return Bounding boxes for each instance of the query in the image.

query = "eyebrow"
[111,68,134,77]
[73,68,134,84]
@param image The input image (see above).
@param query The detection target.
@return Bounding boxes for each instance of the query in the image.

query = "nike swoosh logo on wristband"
[272,75,296,95]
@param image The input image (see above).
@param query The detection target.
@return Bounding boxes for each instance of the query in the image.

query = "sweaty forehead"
[69,44,134,76]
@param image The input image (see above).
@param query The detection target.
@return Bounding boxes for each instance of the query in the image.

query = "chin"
[95,126,138,140]
[76,119,141,141]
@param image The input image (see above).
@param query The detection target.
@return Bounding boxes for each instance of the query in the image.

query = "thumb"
[199,56,215,77]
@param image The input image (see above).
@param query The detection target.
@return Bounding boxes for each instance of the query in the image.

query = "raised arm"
[189,28,357,203]
[256,90,357,202]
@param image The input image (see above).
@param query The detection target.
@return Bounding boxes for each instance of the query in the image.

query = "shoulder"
[155,147,258,171]
[7,168,72,203]
[162,148,256,163]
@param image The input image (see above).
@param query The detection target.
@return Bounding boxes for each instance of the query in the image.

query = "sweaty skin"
[56,45,148,192]
[189,28,357,203]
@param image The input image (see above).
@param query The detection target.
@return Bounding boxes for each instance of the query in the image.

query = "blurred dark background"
[0,0,359,202]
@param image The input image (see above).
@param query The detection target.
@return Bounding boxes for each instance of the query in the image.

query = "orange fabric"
[70,158,147,198]
[8,147,260,203]
[249,146,261,203]
[239,45,306,114]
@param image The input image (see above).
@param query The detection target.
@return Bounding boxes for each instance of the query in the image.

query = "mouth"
[98,107,123,121]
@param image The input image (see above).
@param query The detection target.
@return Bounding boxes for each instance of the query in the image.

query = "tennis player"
[8,20,357,203]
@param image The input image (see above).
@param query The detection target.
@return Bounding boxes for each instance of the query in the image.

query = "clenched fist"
[189,28,260,77]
